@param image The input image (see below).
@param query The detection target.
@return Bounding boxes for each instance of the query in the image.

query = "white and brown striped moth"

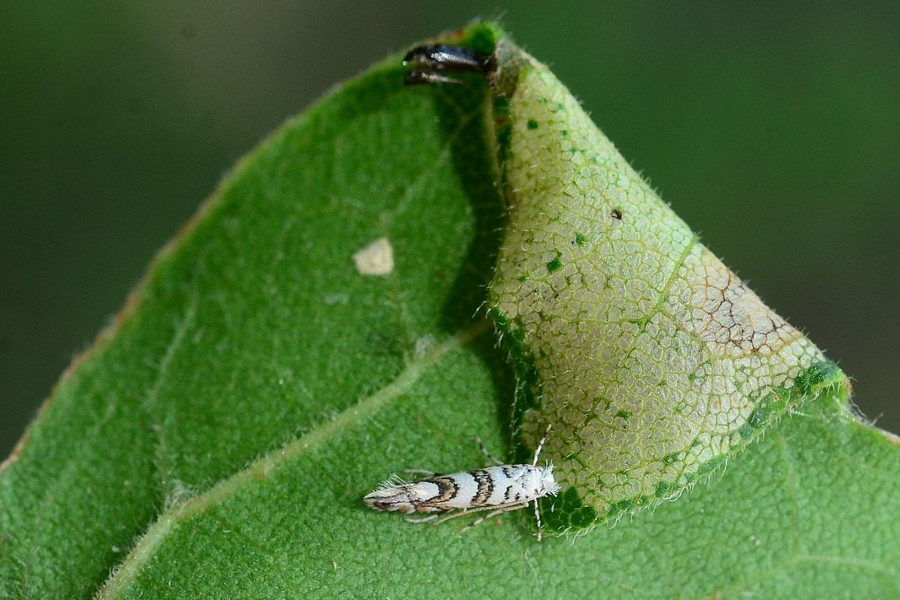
[364,427,559,540]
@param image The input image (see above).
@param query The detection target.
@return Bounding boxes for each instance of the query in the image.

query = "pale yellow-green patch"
[488,45,827,529]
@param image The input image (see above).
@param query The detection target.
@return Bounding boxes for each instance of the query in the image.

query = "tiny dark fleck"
[527,119,539,130]
[611,208,623,220]
[662,452,681,465]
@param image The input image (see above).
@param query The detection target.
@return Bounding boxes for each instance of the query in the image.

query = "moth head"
[540,464,561,496]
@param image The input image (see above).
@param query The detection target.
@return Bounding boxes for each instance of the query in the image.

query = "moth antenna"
[532,423,552,466]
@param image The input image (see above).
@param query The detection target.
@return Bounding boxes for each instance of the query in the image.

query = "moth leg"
[406,502,542,538]
[419,502,531,530]
[459,502,530,534]
[476,437,504,466]
[533,499,544,542]
[412,503,518,530]
[403,468,437,477]
[404,514,439,524]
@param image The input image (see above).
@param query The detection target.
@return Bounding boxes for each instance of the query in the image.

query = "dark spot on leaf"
[795,360,847,397]
[662,452,681,465]
[655,481,672,498]
[546,251,563,273]
[541,489,597,531]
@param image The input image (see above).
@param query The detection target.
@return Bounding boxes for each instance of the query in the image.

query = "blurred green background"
[2,2,898,457]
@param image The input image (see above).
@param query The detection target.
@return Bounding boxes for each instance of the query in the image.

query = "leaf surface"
[0,23,897,600]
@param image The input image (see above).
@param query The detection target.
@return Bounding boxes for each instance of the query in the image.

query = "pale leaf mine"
[488,44,832,529]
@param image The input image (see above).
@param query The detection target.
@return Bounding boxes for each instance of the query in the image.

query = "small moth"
[363,427,559,540]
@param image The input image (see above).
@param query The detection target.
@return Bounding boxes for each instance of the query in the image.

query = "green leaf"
[1,23,898,599]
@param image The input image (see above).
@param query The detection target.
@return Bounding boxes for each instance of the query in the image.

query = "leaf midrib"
[94,318,492,599]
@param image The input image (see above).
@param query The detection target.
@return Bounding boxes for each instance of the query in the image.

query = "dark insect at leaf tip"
[403,44,495,86]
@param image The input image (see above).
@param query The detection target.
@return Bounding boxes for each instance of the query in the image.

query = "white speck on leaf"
[353,237,394,276]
